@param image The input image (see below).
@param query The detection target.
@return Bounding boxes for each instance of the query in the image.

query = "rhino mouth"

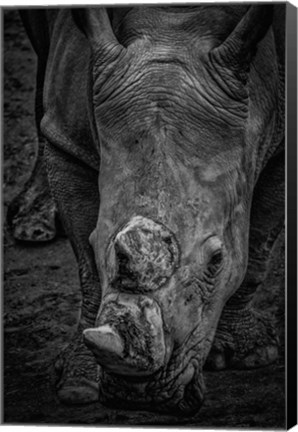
[97,353,205,415]
[84,293,205,414]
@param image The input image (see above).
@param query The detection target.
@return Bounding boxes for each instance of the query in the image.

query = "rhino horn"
[83,326,125,365]
[72,8,124,56]
[211,5,273,72]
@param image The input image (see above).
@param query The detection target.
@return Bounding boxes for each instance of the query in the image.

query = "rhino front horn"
[83,294,167,377]
[83,326,126,372]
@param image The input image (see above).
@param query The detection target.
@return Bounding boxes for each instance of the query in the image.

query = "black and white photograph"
[2,2,297,428]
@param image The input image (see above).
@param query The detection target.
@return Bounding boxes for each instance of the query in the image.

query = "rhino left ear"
[210,5,273,76]
[72,8,124,57]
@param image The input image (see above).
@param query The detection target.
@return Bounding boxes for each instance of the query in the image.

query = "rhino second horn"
[110,216,179,292]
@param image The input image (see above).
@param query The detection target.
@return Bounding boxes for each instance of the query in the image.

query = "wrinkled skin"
[21,5,284,415]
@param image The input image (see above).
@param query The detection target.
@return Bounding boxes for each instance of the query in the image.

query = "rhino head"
[72,5,276,414]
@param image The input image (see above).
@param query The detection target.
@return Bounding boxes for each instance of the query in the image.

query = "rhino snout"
[83,294,167,376]
[107,216,179,293]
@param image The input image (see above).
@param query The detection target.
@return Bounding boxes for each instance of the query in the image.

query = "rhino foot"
[54,332,100,404]
[206,308,279,370]
[7,181,59,242]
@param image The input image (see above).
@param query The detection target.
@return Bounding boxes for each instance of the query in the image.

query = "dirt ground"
[3,9,286,428]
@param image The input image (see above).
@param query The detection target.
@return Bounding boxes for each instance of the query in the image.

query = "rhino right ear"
[210,5,273,79]
[72,8,124,56]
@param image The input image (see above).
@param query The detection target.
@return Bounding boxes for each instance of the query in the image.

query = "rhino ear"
[72,8,123,55]
[210,5,273,76]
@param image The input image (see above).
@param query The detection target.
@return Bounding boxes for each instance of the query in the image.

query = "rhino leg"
[207,149,285,370]
[53,330,100,404]
[45,142,101,404]
[7,136,59,242]
[207,304,281,370]
[7,44,59,243]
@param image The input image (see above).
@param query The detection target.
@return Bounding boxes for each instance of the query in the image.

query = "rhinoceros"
[16,4,285,415]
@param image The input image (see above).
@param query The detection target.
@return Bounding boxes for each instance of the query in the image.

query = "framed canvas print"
[2,1,297,429]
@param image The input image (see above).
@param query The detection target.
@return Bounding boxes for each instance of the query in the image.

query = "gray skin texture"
[23,5,284,415]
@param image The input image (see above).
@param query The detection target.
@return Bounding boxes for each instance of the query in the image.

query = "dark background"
[3,9,286,427]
